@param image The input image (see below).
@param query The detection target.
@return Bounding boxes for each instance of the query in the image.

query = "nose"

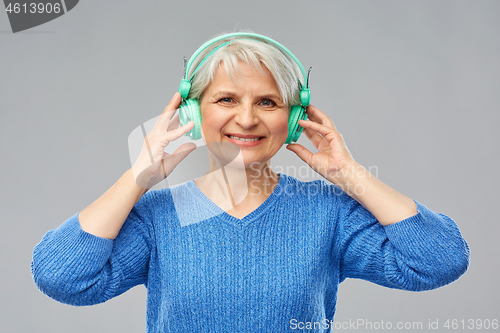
[234,103,258,129]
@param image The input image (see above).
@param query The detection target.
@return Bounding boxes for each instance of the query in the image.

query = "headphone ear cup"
[179,99,202,140]
[286,105,307,144]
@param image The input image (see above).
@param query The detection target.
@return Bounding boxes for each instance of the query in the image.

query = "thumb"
[286,144,313,165]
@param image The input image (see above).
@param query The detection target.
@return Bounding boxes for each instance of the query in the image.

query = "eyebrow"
[212,91,284,103]
[212,91,238,98]
[259,94,283,102]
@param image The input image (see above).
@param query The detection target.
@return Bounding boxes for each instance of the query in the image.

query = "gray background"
[1,0,498,332]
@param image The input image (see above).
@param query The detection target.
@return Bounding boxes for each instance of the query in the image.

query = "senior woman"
[32,32,470,332]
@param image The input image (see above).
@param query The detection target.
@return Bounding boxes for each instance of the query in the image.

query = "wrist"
[125,168,149,202]
[326,163,418,225]
[326,161,370,198]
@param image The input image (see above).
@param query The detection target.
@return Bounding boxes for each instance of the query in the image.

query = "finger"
[306,105,336,130]
[164,120,194,142]
[167,113,180,132]
[161,142,197,174]
[301,126,325,150]
[171,142,197,161]
[162,92,182,115]
[286,143,314,166]
[298,119,339,140]
[153,92,182,132]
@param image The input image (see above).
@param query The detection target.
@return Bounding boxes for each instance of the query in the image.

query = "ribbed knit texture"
[31,173,470,332]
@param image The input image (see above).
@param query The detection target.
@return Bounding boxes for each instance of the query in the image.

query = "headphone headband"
[184,32,309,91]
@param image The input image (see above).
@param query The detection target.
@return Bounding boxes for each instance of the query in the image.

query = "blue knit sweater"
[31,173,469,332]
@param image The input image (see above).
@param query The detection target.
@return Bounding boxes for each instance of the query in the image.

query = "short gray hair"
[187,34,303,107]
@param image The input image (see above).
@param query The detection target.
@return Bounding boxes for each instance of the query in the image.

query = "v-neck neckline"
[185,173,286,227]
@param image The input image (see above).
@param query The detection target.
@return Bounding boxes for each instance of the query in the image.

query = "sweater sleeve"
[336,193,470,291]
[31,193,154,306]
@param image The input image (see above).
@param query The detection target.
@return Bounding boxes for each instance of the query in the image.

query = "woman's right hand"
[132,92,196,190]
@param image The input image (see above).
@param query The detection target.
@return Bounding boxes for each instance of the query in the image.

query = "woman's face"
[199,61,289,168]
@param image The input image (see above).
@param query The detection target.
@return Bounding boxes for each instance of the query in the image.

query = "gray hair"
[187,35,303,107]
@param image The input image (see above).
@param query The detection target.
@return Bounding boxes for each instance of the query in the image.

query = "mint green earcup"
[179,99,202,140]
[286,105,307,144]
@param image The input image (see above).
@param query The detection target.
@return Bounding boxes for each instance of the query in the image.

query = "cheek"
[200,107,226,134]
[276,113,290,136]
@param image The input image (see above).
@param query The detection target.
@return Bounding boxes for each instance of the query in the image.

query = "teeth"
[229,135,261,142]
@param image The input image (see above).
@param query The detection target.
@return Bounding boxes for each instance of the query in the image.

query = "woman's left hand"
[286,105,356,185]
[287,105,418,225]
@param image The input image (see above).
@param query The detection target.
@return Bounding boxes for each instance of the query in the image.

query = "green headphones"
[178,32,310,144]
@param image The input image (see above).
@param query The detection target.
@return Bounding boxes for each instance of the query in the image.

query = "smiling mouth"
[226,135,263,142]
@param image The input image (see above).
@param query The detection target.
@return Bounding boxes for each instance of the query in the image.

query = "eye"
[217,97,234,104]
[260,99,277,108]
